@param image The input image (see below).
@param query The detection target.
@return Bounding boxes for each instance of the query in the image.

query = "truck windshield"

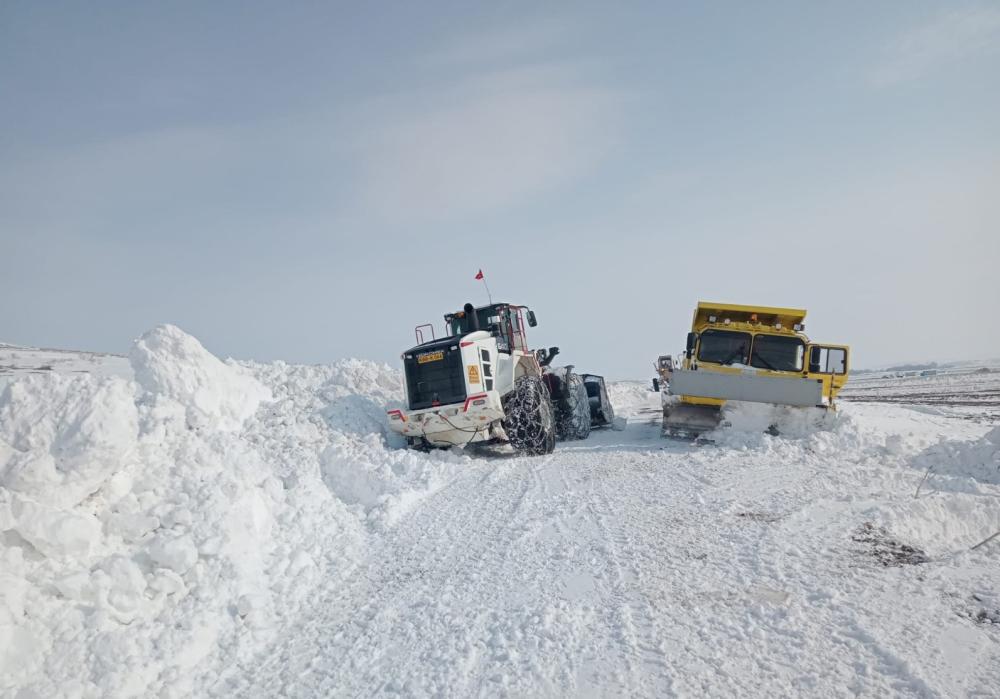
[697,330,751,365]
[750,335,804,372]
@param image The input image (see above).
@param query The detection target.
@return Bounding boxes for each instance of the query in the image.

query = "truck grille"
[404,344,467,410]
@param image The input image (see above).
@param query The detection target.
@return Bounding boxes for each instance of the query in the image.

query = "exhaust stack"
[464,303,479,331]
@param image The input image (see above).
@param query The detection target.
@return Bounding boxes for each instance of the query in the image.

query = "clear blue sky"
[2,1,998,376]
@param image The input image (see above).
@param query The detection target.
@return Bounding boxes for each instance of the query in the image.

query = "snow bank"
[855,427,1000,555]
[706,401,985,466]
[706,402,868,456]
[718,401,841,439]
[713,402,1000,559]
[0,326,461,698]
[131,325,271,432]
[243,358,464,529]
[911,426,1000,486]
[865,494,1000,555]
[321,432,466,528]
[0,373,138,509]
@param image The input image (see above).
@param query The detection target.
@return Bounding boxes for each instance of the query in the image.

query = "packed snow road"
[217,402,1000,698]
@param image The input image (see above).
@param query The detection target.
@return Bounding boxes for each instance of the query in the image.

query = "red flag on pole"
[475,269,492,303]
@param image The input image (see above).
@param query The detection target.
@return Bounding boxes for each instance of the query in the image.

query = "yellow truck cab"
[664,302,849,436]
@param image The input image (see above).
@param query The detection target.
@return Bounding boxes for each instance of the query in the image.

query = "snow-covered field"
[0,343,130,388]
[1,331,998,697]
[842,365,1000,424]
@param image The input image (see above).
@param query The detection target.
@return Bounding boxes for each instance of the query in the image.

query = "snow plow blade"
[669,368,826,407]
[662,401,722,439]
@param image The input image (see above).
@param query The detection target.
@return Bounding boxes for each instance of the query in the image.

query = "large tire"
[557,371,591,441]
[503,375,556,455]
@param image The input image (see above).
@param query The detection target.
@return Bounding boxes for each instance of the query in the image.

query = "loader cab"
[445,303,532,354]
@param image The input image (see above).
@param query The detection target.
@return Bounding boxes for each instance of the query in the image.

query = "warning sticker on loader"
[418,351,444,364]
[467,365,481,384]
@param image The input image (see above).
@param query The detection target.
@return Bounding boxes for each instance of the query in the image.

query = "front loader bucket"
[662,401,722,439]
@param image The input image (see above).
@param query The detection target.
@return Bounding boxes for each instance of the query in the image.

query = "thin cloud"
[870,6,1000,86]
[421,18,579,68]
[351,64,623,224]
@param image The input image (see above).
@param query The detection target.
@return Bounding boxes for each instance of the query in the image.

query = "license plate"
[418,351,444,364]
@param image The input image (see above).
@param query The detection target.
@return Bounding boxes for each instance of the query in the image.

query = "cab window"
[448,306,508,340]
[750,335,805,372]
[809,347,847,374]
[697,330,751,365]
[509,309,528,351]
[489,308,513,353]
[476,308,494,330]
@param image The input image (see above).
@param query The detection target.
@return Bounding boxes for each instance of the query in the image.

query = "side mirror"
[526,310,537,327]
[652,378,660,392]
[685,332,697,357]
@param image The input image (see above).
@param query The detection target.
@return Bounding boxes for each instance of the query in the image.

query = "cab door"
[806,344,850,402]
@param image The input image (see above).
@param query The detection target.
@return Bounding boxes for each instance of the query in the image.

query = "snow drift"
[130,324,271,432]
[863,426,1000,555]
[911,425,1000,486]
[0,373,138,510]
[0,325,465,698]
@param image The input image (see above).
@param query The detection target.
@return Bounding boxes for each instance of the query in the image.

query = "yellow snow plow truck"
[663,302,849,438]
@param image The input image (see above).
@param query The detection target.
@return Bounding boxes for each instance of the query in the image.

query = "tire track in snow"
[571,449,712,697]
[214,463,490,694]
[221,418,999,697]
[587,492,668,696]
[226,455,561,697]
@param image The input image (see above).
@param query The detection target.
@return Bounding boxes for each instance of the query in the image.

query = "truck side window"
[810,347,847,374]
[826,348,846,374]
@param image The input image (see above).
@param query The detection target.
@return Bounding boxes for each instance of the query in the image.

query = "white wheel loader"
[387,302,557,454]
